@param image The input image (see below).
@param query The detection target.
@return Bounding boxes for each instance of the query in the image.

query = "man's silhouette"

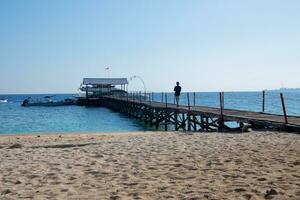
[174,82,181,106]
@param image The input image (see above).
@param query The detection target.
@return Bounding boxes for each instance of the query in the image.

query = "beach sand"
[0,131,299,200]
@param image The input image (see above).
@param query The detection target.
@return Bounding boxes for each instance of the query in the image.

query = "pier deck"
[99,95,300,133]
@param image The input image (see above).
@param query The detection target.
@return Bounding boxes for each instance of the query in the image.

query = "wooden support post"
[206,117,209,131]
[149,104,153,127]
[182,113,186,130]
[155,109,159,129]
[144,106,148,124]
[138,92,142,120]
[150,113,153,127]
[193,115,197,131]
[161,92,164,103]
[187,93,191,131]
[200,115,205,131]
[175,111,178,131]
[165,93,168,131]
[280,93,288,124]
[262,90,265,113]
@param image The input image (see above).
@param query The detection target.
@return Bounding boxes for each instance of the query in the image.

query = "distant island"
[267,88,300,92]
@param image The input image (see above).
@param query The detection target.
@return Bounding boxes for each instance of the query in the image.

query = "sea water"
[0,94,148,134]
[0,92,299,134]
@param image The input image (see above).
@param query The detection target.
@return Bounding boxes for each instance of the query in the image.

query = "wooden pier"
[97,94,300,133]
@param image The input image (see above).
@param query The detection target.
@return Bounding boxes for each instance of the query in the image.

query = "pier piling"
[280,93,288,124]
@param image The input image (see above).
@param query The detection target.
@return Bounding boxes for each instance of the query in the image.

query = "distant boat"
[21,96,76,107]
[0,97,8,103]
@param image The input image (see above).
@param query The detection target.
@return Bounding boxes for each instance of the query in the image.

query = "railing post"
[262,90,265,113]
[148,93,153,126]
[165,93,168,131]
[151,92,154,102]
[165,93,168,108]
[139,91,142,104]
[193,92,196,106]
[219,92,223,116]
[280,93,288,124]
[219,92,224,130]
[222,92,225,109]
[174,94,175,104]
[187,92,190,109]
[161,92,164,103]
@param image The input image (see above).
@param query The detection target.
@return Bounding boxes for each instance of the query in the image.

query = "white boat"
[0,98,8,103]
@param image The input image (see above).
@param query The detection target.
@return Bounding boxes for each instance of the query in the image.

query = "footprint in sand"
[68,176,77,180]
[257,177,267,181]
[293,161,300,166]
[234,188,247,193]
[243,194,253,200]
[60,188,69,192]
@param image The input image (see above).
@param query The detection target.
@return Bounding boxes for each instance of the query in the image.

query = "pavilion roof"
[83,78,128,85]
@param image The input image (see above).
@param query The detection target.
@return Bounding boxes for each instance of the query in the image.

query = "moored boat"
[0,97,8,103]
[22,97,76,107]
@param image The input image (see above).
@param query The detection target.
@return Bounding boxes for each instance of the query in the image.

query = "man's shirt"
[174,86,181,96]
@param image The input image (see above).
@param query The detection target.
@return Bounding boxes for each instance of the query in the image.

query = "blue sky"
[0,0,299,94]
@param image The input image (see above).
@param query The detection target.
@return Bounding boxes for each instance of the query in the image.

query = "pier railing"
[101,90,300,132]
[112,91,299,121]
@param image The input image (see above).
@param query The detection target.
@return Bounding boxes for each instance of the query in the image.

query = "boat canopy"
[83,78,128,86]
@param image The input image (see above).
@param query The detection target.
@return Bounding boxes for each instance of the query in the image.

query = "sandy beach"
[0,131,299,200]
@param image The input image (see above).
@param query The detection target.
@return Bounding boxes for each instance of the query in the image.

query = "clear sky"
[0,0,299,94]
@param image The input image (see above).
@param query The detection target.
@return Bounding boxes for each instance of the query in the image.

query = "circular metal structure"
[127,75,147,93]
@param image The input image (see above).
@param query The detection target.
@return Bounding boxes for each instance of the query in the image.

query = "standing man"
[174,82,181,106]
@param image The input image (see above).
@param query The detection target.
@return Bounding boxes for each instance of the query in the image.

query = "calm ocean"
[0,91,299,134]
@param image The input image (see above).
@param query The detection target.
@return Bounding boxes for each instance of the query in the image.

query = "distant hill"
[268,88,300,92]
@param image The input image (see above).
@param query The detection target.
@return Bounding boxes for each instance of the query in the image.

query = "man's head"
[176,82,180,86]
